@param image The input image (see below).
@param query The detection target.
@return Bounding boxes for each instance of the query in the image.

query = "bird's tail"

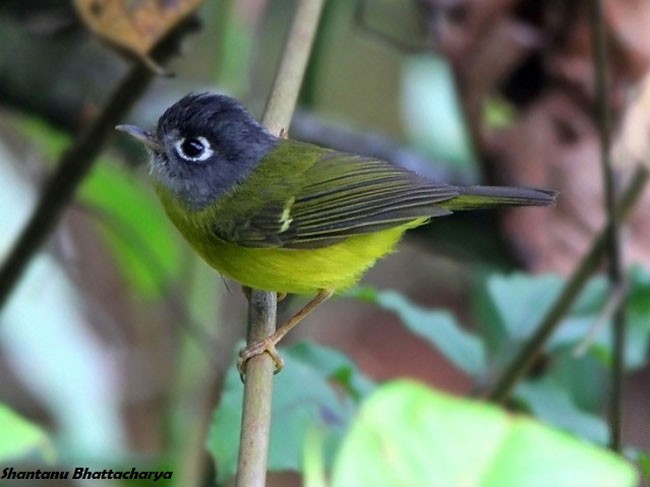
[441,186,558,211]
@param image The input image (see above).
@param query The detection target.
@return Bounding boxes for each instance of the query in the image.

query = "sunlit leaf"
[332,381,636,487]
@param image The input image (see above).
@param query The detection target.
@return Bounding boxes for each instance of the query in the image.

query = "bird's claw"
[238,339,285,382]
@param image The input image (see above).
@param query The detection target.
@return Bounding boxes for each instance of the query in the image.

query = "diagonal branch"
[0,24,194,312]
[487,166,648,404]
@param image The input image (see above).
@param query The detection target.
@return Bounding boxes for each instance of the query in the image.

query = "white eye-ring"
[173,136,214,162]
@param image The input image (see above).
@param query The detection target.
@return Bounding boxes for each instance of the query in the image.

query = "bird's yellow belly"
[189,223,419,294]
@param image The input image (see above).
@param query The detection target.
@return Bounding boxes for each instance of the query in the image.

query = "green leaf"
[15,116,69,158]
[332,381,636,487]
[549,351,608,413]
[303,427,328,487]
[485,273,564,340]
[551,267,650,371]
[623,266,650,370]
[351,287,485,377]
[0,404,52,461]
[207,342,374,484]
[515,377,608,445]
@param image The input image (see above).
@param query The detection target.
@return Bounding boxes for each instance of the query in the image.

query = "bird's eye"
[174,136,213,162]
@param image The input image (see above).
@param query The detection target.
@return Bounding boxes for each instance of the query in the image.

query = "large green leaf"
[332,381,636,487]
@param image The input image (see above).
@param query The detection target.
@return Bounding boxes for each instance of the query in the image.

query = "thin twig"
[0,25,193,312]
[0,65,152,310]
[588,0,626,452]
[487,166,648,404]
[235,1,325,486]
[572,281,628,357]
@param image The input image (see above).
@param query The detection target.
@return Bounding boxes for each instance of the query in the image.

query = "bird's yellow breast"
[183,221,420,294]
[154,178,426,294]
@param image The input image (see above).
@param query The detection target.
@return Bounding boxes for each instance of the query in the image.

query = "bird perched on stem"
[117,93,557,375]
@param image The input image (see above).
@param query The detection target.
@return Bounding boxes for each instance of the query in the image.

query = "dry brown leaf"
[74,0,202,67]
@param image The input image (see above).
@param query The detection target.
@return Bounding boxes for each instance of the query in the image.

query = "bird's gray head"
[117,93,277,210]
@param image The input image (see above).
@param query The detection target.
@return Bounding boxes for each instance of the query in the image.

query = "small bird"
[117,93,556,374]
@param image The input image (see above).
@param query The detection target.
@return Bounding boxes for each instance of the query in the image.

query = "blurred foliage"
[209,342,374,483]
[402,55,478,172]
[351,286,486,376]
[17,117,183,298]
[207,267,650,482]
[330,381,635,487]
[1,0,649,486]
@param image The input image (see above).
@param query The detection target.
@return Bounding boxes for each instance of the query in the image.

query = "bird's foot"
[238,338,285,381]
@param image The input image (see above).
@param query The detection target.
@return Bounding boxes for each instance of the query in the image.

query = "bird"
[116,92,557,374]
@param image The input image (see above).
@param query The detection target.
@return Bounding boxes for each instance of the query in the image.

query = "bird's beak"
[115,124,164,153]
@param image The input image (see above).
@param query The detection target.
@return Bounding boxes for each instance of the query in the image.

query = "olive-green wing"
[225,150,459,249]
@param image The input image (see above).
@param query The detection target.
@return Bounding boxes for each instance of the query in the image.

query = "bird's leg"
[238,289,334,378]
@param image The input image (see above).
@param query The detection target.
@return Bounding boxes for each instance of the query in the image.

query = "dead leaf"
[74,0,202,69]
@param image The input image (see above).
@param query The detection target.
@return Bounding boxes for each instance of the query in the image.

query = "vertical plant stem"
[235,1,325,486]
[588,0,625,451]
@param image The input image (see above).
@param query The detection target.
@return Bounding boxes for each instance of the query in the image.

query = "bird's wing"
[220,148,459,249]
